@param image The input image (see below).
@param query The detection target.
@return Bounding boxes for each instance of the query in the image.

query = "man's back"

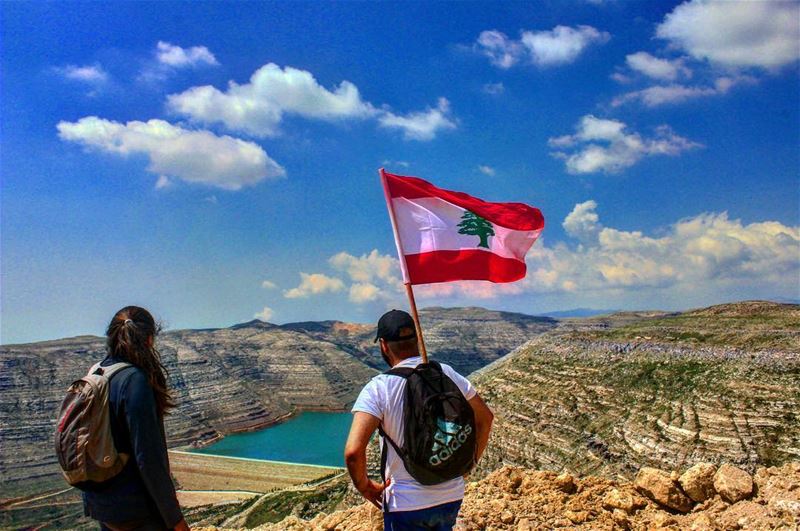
[345,309,493,530]
[351,355,477,512]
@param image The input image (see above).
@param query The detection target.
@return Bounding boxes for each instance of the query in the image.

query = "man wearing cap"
[344,310,494,530]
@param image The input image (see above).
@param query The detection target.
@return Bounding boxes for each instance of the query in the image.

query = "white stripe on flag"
[392,197,539,261]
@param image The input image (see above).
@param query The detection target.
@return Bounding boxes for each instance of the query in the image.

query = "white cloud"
[475,30,526,68]
[349,282,382,303]
[610,72,633,84]
[548,115,702,174]
[478,165,496,176]
[475,26,610,68]
[625,52,690,81]
[284,206,798,306]
[656,0,800,69]
[156,41,219,67]
[261,280,277,289]
[253,306,274,322]
[612,84,715,107]
[154,175,171,189]
[482,82,505,95]
[612,76,756,107]
[167,63,375,137]
[563,200,601,240]
[167,62,453,141]
[329,250,404,303]
[521,207,799,297]
[58,64,108,83]
[330,250,400,285]
[522,25,611,67]
[57,116,285,190]
[377,97,456,141]
[284,273,345,299]
[382,160,410,168]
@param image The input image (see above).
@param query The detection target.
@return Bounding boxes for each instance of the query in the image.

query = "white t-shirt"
[351,356,477,512]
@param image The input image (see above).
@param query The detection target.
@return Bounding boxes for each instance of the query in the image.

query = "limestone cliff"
[471,301,800,479]
[0,307,549,500]
[284,306,558,374]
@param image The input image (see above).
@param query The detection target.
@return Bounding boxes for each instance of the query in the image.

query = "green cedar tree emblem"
[458,210,495,249]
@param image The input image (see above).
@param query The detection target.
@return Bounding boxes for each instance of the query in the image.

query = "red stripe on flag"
[405,250,527,285]
[383,171,544,232]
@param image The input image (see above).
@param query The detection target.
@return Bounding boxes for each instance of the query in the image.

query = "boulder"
[635,467,694,513]
[688,513,716,531]
[679,462,717,503]
[516,518,533,531]
[554,471,577,494]
[564,510,590,524]
[611,508,630,530]
[603,488,646,514]
[713,464,753,503]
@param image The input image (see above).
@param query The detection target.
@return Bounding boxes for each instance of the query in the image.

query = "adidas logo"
[429,418,473,466]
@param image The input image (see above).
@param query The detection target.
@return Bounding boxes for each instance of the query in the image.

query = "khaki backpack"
[54,361,132,487]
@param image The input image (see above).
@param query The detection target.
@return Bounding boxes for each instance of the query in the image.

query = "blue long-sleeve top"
[82,356,183,528]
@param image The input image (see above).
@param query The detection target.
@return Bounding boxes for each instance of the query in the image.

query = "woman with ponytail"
[82,306,189,531]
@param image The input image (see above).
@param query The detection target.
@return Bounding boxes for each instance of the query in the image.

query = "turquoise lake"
[192,411,352,467]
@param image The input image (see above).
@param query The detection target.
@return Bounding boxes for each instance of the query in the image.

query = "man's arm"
[344,412,389,509]
[468,393,494,463]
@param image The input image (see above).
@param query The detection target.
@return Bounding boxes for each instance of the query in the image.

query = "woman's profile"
[81,306,189,531]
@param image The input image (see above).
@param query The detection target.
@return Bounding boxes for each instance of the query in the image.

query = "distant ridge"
[538,308,619,318]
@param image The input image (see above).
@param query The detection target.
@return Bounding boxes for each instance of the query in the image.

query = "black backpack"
[379,360,476,486]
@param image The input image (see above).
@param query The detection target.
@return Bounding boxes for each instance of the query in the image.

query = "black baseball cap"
[374,309,417,343]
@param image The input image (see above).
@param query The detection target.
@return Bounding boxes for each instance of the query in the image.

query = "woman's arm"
[123,371,186,529]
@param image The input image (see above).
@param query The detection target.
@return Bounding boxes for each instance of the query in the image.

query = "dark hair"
[106,306,175,416]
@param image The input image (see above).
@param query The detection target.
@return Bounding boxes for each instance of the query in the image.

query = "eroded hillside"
[283,307,558,374]
[0,307,549,503]
[0,325,377,501]
[472,301,800,479]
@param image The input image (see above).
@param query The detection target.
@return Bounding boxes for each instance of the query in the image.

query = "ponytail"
[106,306,175,416]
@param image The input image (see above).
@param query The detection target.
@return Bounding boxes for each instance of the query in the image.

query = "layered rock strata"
[471,333,799,480]
[0,324,376,499]
[1,307,548,500]
[283,307,558,375]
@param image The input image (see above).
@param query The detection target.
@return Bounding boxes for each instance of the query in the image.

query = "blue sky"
[2,0,798,344]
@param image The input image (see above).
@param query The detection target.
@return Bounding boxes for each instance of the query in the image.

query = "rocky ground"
[196,461,800,530]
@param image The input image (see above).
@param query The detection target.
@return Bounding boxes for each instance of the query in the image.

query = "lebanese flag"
[381,170,544,285]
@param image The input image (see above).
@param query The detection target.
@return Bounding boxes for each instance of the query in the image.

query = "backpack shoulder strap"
[87,362,103,376]
[96,362,134,380]
[384,366,415,378]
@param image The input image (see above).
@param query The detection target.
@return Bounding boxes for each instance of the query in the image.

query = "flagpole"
[379,168,429,364]
[404,282,429,364]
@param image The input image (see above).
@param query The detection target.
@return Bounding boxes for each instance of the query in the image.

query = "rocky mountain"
[0,306,551,503]
[471,301,800,480]
[284,306,558,374]
[0,325,376,501]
